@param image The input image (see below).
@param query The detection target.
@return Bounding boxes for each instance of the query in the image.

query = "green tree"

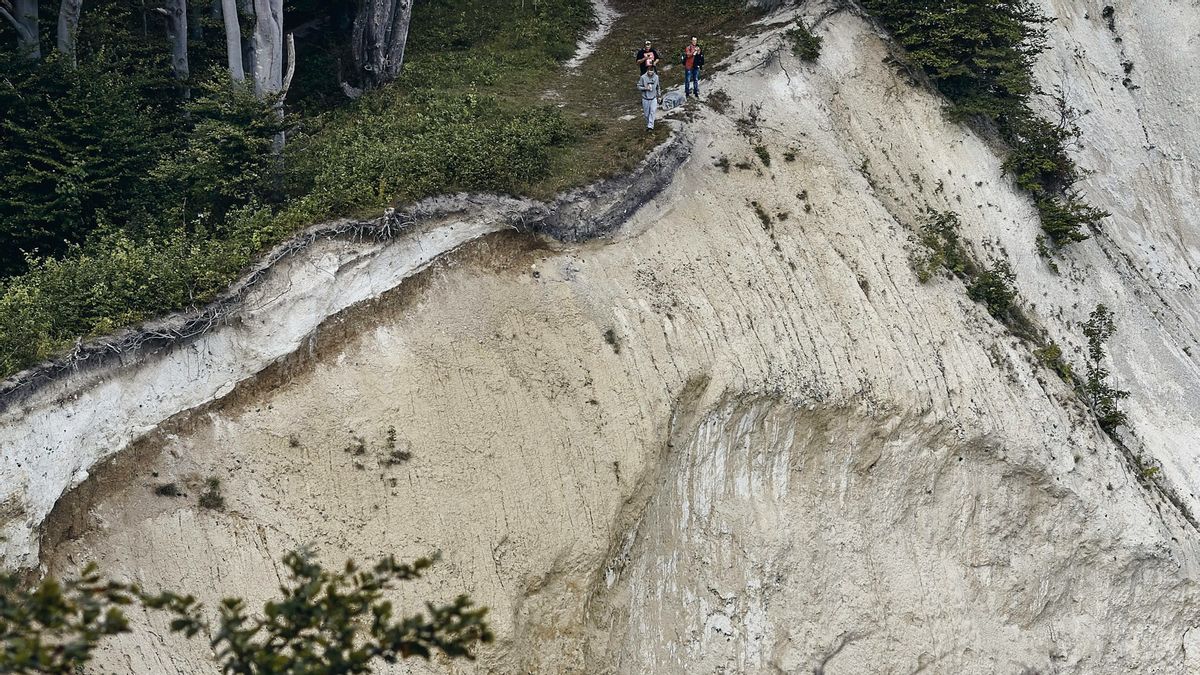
[153,77,290,229]
[0,55,165,275]
[1081,304,1129,432]
[1,551,492,674]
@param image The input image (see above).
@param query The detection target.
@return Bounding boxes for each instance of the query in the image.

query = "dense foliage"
[1,552,491,674]
[860,0,1107,245]
[0,0,591,379]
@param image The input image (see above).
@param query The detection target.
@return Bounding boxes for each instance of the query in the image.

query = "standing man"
[636,40,660,74]
[683,36,704,98]
[638,63,662,131]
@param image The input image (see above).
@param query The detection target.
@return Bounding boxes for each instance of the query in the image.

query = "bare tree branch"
[281,31,295,97]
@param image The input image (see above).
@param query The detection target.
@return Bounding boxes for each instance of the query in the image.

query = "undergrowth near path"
[0,0,749,379]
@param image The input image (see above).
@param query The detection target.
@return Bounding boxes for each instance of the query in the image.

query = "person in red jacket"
[683,36,704,98]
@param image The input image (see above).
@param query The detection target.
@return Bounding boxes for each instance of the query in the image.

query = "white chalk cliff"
[3,1,1200,672]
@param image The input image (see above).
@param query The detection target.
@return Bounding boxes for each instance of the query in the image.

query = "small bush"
[966,260,1018,322]
[750,201,772,229]
[1034,342,1073,382]
[385,448,413,465]
[786,22,823,62]
[704,90,732,114]
[1082,304,1129,432]
[734,103,764,143]
[198,478,225,510]
[753,145,772,166]
[603,328,621,354]
[1035,193,1109,245]
[154,483,182,498]
[913,210,977,283]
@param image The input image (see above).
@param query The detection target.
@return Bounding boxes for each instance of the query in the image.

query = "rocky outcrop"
[5,0,1200,672]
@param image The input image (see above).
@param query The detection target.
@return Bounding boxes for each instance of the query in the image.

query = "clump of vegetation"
[912,210,977,282]
[198,478,225,511]
[786,22,823,62]
[750,201,772,229]
[346,436,368,456]
[1082,304,1129,432]
[714,156,731,173]
[383,425,413,465]
[603,328,621,354]
[0,552,491,673]
[913,209,1037,339]
[704,90,732,114]
[735,103,764,144]
[1034,342,1073,382]
[753,145,772,166]
[859,0,1108,245]
[966,260,1018,323]
[153,483,182,498]
[783,150,797,162]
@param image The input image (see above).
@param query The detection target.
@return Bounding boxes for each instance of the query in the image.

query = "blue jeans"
[685,67,701,96]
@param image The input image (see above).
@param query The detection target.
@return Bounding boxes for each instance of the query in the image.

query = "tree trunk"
[189,0,203,41]
[351,0,412,90]
[239,0,255,81]
[0,0,41,60]
[56,0,83,64]
[219,0,245,82]
[162,0,189,82]
[251,0,283,97]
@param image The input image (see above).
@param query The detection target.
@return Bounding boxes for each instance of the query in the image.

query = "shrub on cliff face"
[787,22,823,61]
[860,0,1050,119]
[860,0,1106,245]
[913,210,977,282]
[966,259,1018,322]
[1082,304,1129,432]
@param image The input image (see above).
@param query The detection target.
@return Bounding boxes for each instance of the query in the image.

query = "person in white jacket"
[638,63,662,131]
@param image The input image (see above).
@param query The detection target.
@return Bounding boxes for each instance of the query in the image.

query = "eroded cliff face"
[5,0,1200,672]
